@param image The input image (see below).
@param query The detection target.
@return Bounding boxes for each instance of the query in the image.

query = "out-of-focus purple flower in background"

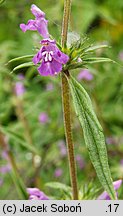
[18,73,25,80]
[20,4,49,38]
[27,188,49,200]
[39,112,49,124]
[76,154,85,170]
[15,82,25,97]
[58,140,67,157]
[46,83,54,91]
[97,180,122,200]
[0,179,3,186]
[0,164,11,174]
[106,137,116,145]
[54,168,63,178]
[77,69,93,81]
[2,151,8,160]
[118,51,123,61]
[14,74,25,97]
[120,159,123,166]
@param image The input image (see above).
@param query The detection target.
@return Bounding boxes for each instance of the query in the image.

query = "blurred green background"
[0,0,123,199]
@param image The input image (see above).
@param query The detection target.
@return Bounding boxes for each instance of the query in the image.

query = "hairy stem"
[61,0,71,47]
[61,0,78,200]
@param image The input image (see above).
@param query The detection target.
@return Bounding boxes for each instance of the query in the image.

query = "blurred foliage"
[0,0,123,199]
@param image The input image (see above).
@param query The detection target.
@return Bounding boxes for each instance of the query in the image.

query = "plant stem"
[0,131,18,173]
[15,97,36,168]
[61,0,78,200]
[0,130,28,199]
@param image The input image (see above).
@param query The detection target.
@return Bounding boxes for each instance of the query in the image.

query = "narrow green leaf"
[84,44,109,53]
[12,62,34,73]
[1,127,41,156]
[46,182,71,193]
[10,171,28,200]
[66,57,115,71]
[8,55,34,64]
[0,0,5,5]
[68,75,116,200]
[84,57,114,63]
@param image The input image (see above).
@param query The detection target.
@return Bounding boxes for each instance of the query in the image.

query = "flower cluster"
[20,4,69,76]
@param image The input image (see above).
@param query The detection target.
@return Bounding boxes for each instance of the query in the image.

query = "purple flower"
[46,83,54,91]
[97,180,122,200]
[54,168,63,178]
[77,69,93,81]
[2,151,8,160]
[58,140,67,157]
[18,73,25,80]
[120,159,123,166]
[118,51,123,61]
[76,154,85,170]
[39,112,49,124]
[15,82,25,96]
[15,74,25,96]
[0,165,11,174]
[106,137,116,145]
[33,39,69,76]
[0,179,3,186]
[27,188,49,200]
[20,4,49,38]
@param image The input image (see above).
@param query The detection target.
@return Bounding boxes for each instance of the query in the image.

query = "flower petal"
[31,4,45,18]
[41,39,56,45]
[97,180,122,200]
[27,188,41,197]
[53,48,69,64]
[20,20,37,32]
[113,180,122,190]
[27,188,49,200]
[33,48,42,65]
[40,40,69,64]
[38,59,62,76]
[35,18,49,38]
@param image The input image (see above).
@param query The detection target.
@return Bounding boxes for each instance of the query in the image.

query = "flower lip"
[42,51,54,62]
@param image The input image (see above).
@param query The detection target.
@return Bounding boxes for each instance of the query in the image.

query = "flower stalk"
[61,0,78,200]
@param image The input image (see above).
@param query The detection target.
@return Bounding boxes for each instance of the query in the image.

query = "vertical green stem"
[61,0,78,200]
[61,0,71,47]
[15,97,35,168]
